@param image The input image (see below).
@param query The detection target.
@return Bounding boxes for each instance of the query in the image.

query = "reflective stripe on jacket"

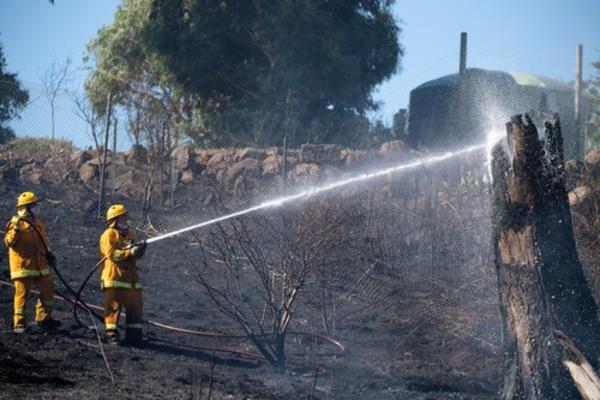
[4,217,50,280]
[99,227,141,290]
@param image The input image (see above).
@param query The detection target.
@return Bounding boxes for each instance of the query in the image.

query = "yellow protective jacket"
[4,216,50,280]
[99,227,142,290]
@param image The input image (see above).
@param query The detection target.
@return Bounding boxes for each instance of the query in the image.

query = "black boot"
[36,318,61,330]
[125,329,144,347]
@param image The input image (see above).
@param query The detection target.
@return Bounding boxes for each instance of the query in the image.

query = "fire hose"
[6,219,346,360]
[68,258,345,353]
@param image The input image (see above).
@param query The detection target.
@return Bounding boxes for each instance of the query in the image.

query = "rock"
[569,185,592,207]
[79,162,98,183]
[19,163,44,184]
[300,144,342,165]
[112,169,149,198]
[180,170,194,184]
[171,145,194,171]
[87,156,110,167]
[194,149,217,165]
[125,145,147,165]
[44,156,74,183]
[70,150,92,169]
[585,149,600,177]
[207,150,236,174]
[262,155,281,176]
[235,147,265,162]
[225,158,261,189]
[341,149,368,166]
[290,163,320,183]
[378,140,409,160]
[265,147,280,158]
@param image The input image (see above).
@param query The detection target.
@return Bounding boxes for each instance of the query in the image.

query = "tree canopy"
[85,0,201,147]
[86,0,401,147]
[0,41,29,144]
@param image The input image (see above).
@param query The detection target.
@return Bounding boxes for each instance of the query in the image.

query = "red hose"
[0,279,346,356]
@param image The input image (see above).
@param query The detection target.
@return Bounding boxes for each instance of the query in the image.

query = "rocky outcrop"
[0,140,444,200]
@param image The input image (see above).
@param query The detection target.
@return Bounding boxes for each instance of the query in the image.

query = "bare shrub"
[193,197,365,368]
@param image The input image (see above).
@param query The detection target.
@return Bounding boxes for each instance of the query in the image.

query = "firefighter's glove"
[130,241,147,259]
[45,252,57,268]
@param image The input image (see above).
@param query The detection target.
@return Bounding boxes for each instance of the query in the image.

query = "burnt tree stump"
[492,114,600,399]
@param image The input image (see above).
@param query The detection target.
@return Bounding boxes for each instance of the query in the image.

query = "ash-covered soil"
[0,179,506,400]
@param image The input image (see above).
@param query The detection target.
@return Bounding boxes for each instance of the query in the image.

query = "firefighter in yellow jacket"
[100,204,146,346]
[3,192,60,333]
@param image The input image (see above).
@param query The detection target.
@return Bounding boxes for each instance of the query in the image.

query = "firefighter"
[4,191,60,333]
[100,204,146,346]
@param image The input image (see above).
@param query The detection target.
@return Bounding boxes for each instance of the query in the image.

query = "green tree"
[0,41,29,144]
[85,0,204,146]
[146,0,401,146]
[88,0,401,147]
[587,59,600,149]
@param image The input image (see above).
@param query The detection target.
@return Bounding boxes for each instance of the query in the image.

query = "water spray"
[146,142,490,245]
[61,137,502,360]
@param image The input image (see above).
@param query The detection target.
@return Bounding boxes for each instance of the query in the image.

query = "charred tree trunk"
[492,114,600,399]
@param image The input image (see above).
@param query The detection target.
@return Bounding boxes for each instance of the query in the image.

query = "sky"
[0,0,599,145]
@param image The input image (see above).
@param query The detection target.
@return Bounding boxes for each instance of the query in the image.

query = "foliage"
[588,60,600,149]
[87,0,401,147]
[0,41,29,144]
[85,0,205,146]
[5,137,75,159]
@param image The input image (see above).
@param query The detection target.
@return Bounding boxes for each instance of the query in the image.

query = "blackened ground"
[0,182,504,400]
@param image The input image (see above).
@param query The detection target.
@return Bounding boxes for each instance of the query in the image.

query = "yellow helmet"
[106,204,127,222]
[17,191,38,207]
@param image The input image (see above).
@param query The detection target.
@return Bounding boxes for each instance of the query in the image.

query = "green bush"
[5,137,76,159]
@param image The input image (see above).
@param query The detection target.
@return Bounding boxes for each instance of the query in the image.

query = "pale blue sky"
[0,0,598,144]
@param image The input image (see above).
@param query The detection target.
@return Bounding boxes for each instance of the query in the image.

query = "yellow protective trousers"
[103,288,143,338]
[13,275,54,328]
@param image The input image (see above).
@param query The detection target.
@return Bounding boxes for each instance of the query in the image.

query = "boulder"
[79,162,98,183]
[112,169,148,198]
[262,155,281,176]
[290,163,320,183]
[341,149,368,166]
[19,163,44,184]
[569,185,592,207]
[180,170,194,184]
[235,147,265,162]
[44,156,73,183]
[207,150,236,174]
[87,156,110,167]
[125,145,147,165]
[194,149,217,165]
[378,140,409,160]
[585,149,600,177]
[70,150,93,169]
[225,158,261,189]
[300,144,342,165]
[171,145,194,171]
[265,147,280,158]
